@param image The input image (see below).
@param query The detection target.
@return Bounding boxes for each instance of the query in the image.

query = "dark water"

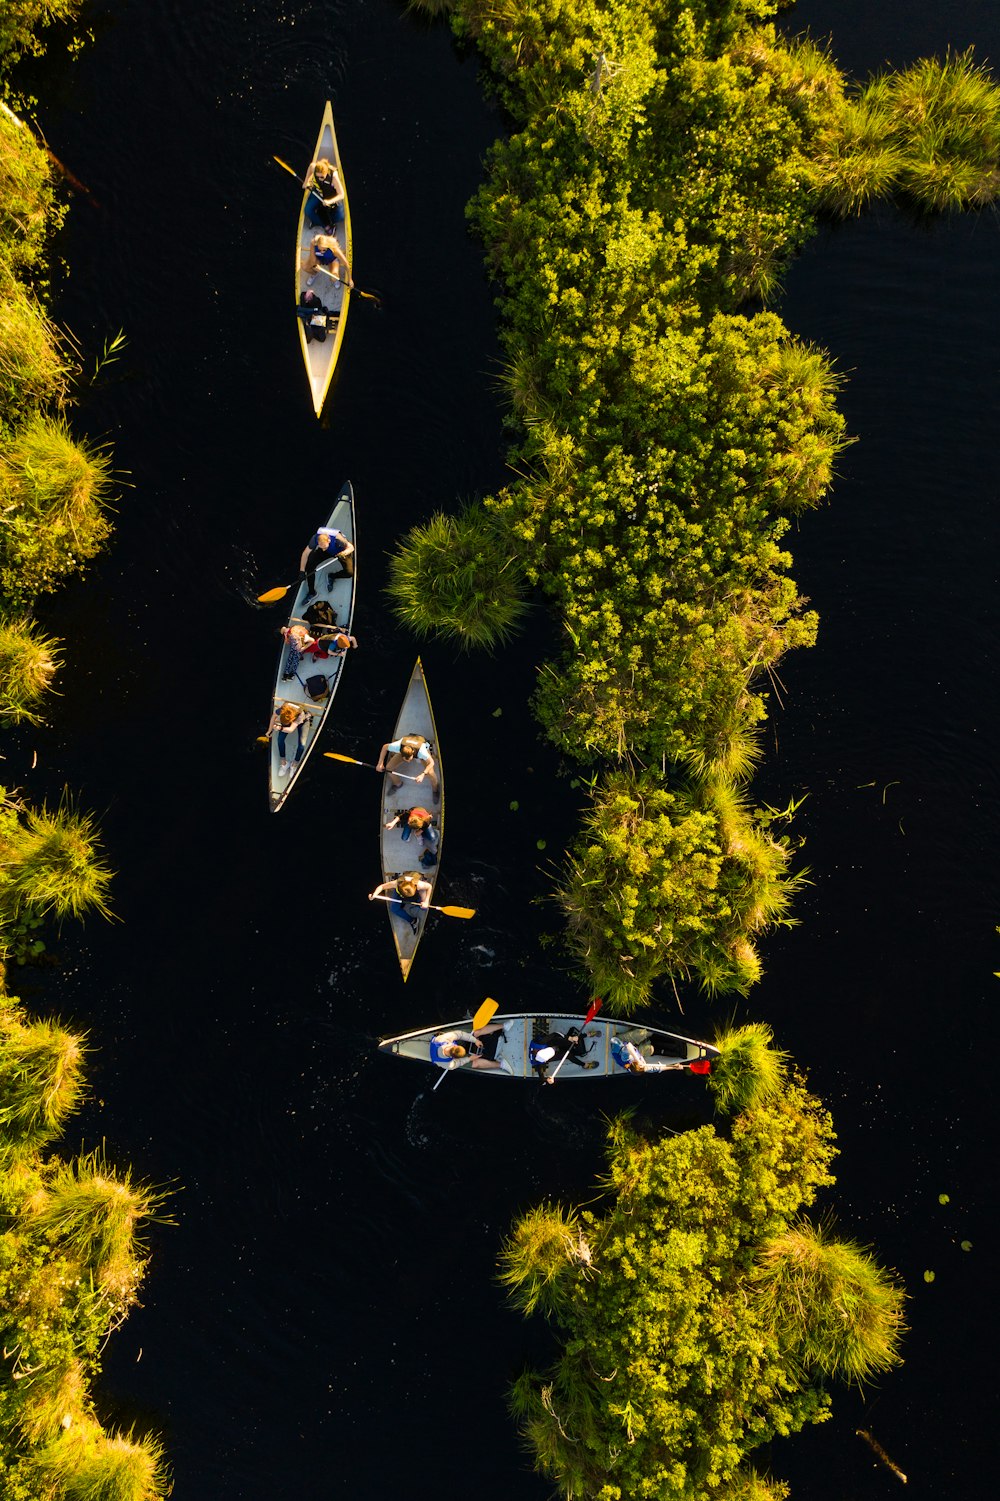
[14,1,999,1496]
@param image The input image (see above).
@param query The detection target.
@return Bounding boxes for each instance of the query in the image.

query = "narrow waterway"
[15,1,1000,1495]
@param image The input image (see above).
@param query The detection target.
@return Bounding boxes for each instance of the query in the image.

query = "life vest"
[399,733,427,756]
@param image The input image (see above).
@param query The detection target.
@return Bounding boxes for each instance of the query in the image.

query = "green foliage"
[709,1021,788,1114]
[0,269,71,415]
[0,413,115,608]
[500,1074,901,1500]
[0,988,167,1496]
[33,1423,171,1501]
[0,788,114,931]
[0,1,82,68]
[386,504,528,650]
[0,109,64,272]
[555,772,803,1009]
[752,1220,906,1382]
[27,1148,163,1306]
[0,615,62,725]
[498,1202,583,1316]
[0,1006,85,1157]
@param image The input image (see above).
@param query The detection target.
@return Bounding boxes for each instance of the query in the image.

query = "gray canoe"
[378,658,443,980]
[268,482,356,812]
[379,1012,719,1080]
[296,99,352,418]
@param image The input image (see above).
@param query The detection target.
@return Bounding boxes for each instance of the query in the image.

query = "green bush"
[0,108,63,271]
[0,2,81,67]
[386,504,528,650]
[0,270,71,417]
[0,787,114,936]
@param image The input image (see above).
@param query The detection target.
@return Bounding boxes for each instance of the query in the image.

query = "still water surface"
[15,1,1000,1495]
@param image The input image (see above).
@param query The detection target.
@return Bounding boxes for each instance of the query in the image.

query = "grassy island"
[1,1,117,726]
[501,1026,905,1499]
[400,0,1000,1008]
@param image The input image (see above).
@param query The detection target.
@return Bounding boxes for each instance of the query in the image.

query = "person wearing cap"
[429,1025,512,1074]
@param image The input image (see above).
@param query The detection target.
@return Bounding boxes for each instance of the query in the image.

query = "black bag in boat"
[305,674,329,702]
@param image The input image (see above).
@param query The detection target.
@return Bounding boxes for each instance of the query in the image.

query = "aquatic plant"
[0,2,83,69]
[498,1202,582,1316]
[26,1147,163,1306]
[555,772,803,1010]
[0,1008,86,1154]
[752,1220,907,1383]
[709,1020,788,1115]
[0,788,114,928]
[0,106,64,270]
[386,504,528,650]
[0,615,62,725]
[500,1072,901,1499]
[0,269,71,414]
[33,1421,171,1501]
[0,412,115,607]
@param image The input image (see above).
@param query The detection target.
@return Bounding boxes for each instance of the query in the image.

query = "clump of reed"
[0,615,62,724]
[0,107,62,266]
[0,412,115,607]
[0,788,114,926]
[387,503,528,650]
[26,1147,164,1306]
[33,1419,171,1501]
[0,1008,86,1155]
[752,1219,907,1382]
[708,1021,789,1115]
[499,1202,583,1316]
[0,269,72,413]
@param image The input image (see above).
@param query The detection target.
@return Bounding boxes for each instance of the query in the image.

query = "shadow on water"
[8,0,1000,1496]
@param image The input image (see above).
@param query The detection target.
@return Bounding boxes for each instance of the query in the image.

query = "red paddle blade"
[582,997,603,1026]
[689,1058,712,1075]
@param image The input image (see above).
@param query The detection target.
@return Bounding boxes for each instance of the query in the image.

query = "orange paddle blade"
[437,905,476,919]
[471,997,498,1031]
[258,585,290,603]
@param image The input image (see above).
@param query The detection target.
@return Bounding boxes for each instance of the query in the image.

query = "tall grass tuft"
[0,1010,86,1152]
[387,504,528,650]
[0,615,62,725]
[27,1147,164,1305]
[709,1021,789,1115]
[16,1358,89,1446]
[499,1202,582,1316]
[34,1422,171,1501]
[0,789,114,923]
[0,269,71,412]
[0,412,115,607]
[0,107,63,267]
[753,1220,907,1382]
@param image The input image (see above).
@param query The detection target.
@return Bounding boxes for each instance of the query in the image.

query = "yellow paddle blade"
[471,997,498,1031]
[438,905,476,919]
[256,736,270,745]
[323,752,363,765]
[258,585,290,603]
[273,155,299,179]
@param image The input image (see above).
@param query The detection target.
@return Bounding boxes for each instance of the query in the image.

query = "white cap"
[534,1045,556,1063]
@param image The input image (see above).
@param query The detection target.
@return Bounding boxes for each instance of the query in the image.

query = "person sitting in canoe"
[368,871,432,933]
[280,622,316,680]
[305,232,353,289]
[376,734,439,800]
[299,525,354,598]
[268,701,311,777]
[305,157,345,230]
[296,288,338,344]
[429,1024,511,1074]
[530,1028,597,1084]
[611,1035,684,1073]
[384,806,439,868]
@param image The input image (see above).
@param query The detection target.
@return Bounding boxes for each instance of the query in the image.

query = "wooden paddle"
[258,557,346,603]
[433,998,499,1091]
[548,998,603,1084]
[308,262,382,307]
[370,893,475,919]
[324,751,422,783]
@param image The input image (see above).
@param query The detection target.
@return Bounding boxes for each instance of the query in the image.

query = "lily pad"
[961,1240,973,1252]
[536,839,547,850]
[923,1269,936,1283]
[509,800,519,812]
[938,1193,950,1205]
[492,707,503,718]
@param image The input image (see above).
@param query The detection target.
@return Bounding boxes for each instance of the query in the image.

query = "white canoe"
[379,658,443,981]
[296,100,352,418]
[379,1012,719,1081]
[268,482,357,812]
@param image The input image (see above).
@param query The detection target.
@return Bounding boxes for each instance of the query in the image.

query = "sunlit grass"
[0,1010,86,1152]
[0,615,62,725]
[387,504,529,650]
[499,1202,583,1316]
[753,1219,907,1382]
[709,1021,789,1114]
[0,790,114,923]
[0,269,71,411]
[34,1421,171,1501]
